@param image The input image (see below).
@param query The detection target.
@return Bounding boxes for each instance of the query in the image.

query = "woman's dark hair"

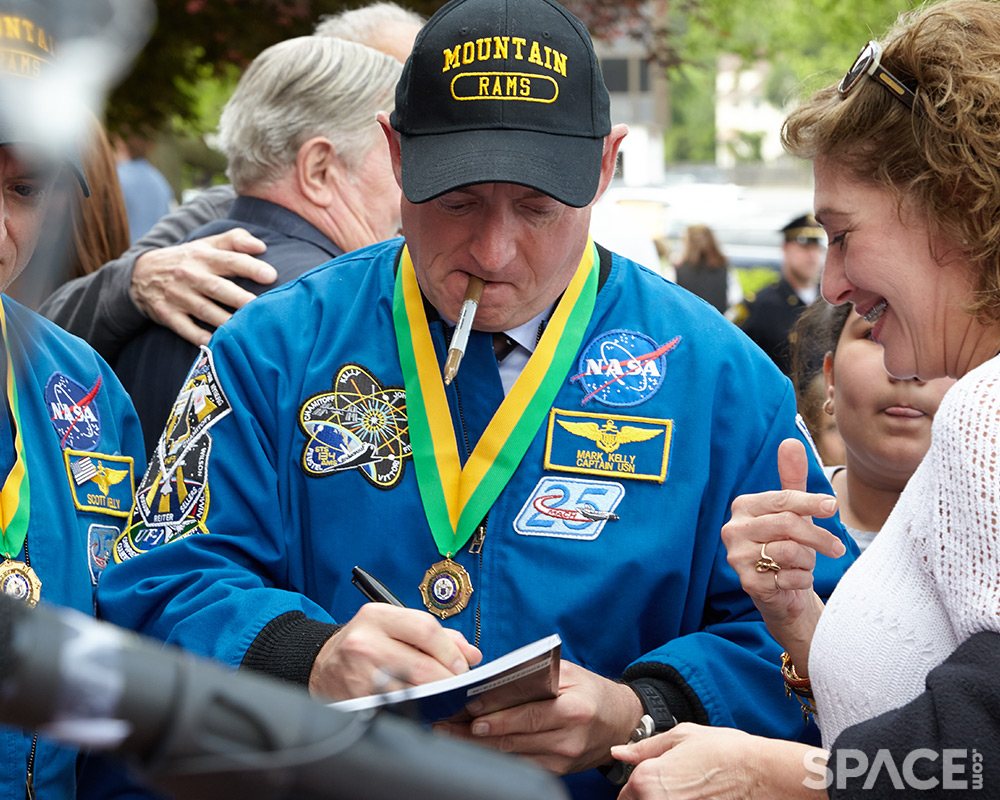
[678,224,727,269]
[790,299,853,441]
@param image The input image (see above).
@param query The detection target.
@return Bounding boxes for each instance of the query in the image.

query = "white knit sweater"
[810,355,1000,749]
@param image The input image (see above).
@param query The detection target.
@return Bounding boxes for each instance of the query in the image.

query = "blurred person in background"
[7,109,130,310]
[735,213,825,374]
[0,3,152,796]
[314,0,422,60]
[37,1,424,360]
[792,298,954,550]
[791,296,847,467]
[673,223,742,317]
[113,36,403,456]
[115,133,175,243]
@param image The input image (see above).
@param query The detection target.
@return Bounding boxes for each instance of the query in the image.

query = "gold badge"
[419,559,473,619]
[0,559,42,606]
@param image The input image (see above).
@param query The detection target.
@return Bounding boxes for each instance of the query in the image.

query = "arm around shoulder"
[38,185,239,359]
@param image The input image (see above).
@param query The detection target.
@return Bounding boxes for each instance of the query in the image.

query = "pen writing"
[351,565,406,607]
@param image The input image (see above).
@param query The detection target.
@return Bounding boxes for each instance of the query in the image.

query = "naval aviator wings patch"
[63,449,134,518]
[544,408,672,482]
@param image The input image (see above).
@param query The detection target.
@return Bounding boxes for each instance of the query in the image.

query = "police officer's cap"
[782,214,824,245]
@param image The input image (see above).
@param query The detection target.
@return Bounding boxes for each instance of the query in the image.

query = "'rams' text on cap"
[0,14,56,78]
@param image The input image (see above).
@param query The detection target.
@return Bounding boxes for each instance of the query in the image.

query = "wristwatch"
[604,682,677,785]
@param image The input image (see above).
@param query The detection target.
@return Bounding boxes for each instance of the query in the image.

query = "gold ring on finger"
[754,541,781,573]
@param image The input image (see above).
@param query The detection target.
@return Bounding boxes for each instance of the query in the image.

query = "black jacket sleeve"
[240,611,342,688]
[828,630,1000,799]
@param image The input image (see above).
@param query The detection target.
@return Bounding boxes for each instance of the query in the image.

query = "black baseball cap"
[0,3,90,196]
[390,0,611,208]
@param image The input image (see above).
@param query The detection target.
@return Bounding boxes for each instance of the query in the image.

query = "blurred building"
[593,35,668,186]
[715,55,786,168]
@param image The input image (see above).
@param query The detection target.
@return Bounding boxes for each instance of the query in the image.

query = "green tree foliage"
[694,0,921,101]
[565,0,920,100]
[108,0,345,136]
[107,0,473,137]
[663,62,716,163]
[566,0,921,164]
[106,0,922,163]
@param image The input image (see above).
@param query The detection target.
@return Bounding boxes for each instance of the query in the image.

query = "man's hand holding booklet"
[328,634,561,724]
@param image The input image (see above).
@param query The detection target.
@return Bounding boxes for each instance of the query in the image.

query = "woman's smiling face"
[814,155,982,380]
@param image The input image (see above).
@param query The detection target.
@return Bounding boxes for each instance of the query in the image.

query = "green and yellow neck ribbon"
[0,300,30,559]
[394,240,598,558]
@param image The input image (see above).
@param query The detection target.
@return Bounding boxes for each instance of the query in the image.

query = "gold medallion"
[0,559,41,606]
[419,559,473,619]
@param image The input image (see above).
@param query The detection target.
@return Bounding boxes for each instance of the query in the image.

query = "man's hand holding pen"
[307,574,482,701]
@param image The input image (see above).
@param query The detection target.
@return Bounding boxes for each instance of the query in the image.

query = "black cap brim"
[399,127,604,208]
[0,117,90,198]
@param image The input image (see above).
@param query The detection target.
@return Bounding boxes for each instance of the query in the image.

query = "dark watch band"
[603,683,677,785]
[631,681,677,734]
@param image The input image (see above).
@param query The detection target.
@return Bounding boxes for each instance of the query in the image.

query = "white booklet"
[328,634,561,724]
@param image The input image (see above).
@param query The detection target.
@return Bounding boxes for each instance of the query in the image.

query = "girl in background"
[791,299,953,550]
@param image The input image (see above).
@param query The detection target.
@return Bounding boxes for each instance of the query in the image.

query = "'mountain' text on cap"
[391,0,611,208]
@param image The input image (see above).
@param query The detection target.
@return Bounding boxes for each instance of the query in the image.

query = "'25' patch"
[513,477,624,540]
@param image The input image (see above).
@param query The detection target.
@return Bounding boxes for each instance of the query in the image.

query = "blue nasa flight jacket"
[0,297,149,800]
[99,239,857,800]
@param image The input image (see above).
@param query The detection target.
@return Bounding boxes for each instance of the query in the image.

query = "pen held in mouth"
[443,275,486,385]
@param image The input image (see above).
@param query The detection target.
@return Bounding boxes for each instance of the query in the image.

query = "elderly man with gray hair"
[113,35,402,454]
[314,0,421,61]
[38,1,423,358]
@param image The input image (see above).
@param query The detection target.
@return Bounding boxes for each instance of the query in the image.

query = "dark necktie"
[453,331,505,457]
[493,333,517,363]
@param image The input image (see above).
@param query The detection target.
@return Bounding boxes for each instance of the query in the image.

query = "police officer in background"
[97,0,854,797]
[736,213,826,375]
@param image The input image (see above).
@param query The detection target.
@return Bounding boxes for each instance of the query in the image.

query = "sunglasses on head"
[838,40,916,110]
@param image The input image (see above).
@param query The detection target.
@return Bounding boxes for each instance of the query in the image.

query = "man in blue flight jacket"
[0,4,152,797]
[98,0,857,797]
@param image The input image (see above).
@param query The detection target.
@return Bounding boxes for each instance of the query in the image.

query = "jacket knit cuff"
[622,664,710,725]
[240,611,343,688]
